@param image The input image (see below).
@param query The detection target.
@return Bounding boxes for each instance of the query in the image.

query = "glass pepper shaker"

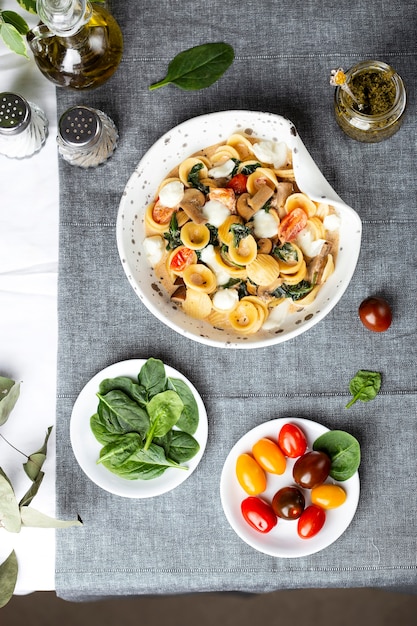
[0,92,49,159]
[57,105,118,167]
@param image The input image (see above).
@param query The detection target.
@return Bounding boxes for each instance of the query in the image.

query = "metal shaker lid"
[0,93,31,135]
[58,106,102,149]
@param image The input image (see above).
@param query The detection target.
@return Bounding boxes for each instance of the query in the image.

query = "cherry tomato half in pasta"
[278,423,308,458]
[169,246,196,273]
[358,296,392,332]
[152,199,175,225]
[252,438,286,474]
[236,453,267,495]
[226,173,248,194]
[297,505,326,539]
[278,208,308,242]
[241,497,278,533]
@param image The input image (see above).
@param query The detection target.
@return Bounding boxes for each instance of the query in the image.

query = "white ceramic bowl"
[117,110,362,349]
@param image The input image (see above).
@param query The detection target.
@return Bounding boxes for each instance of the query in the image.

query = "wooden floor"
[2,589,417,625]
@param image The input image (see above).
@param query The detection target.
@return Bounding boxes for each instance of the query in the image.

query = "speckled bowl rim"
[117,110,362,349]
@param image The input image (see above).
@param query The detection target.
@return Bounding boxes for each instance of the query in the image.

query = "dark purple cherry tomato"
[278,423,308,458]
[359,296,392,332]
[241,496,278,533]
[293,451,331,489]
[297,504,326,539]
[272,486,305,520]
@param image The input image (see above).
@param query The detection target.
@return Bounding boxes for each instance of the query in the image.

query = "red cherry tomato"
[278,208,308,242]
[226,173,248,194]
[241,496,278,533]
[169,246,196,273]
[278,423,308,458]
[359,296,392,332]
[293,451,331,489]
[297,505,326,539]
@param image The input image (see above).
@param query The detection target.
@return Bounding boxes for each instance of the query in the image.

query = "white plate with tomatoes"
[220,418,360,557]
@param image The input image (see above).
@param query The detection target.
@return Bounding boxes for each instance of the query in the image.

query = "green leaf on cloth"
[20,506,83,528]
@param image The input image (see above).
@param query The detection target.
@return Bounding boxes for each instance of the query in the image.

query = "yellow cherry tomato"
[252,438,286,475]
[311,484,347,509]
[236,453,267,495]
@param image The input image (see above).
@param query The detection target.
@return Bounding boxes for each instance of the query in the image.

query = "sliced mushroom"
[272,182,294,218]
[257,238,273,254]
[179,188,206,224]
[236,193,256,221]
[171,284,187,303]
[307,241,332,284]
[248,184,274,212]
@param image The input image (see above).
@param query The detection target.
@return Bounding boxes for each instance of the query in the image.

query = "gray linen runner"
[55,0,417,599]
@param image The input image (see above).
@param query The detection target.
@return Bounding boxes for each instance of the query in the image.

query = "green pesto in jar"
[348,70,396,115]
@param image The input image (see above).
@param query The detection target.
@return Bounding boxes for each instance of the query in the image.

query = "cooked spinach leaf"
[187,163,209,194]
[271,279,313,301]
[272,242,298,263]
[229,223,253,247]
[164,213,182,250]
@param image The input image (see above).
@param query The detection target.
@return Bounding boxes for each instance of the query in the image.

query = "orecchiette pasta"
[143,132,340,336]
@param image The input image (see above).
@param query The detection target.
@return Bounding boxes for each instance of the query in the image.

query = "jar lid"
[0,93,31,135]
[58,106,102,149]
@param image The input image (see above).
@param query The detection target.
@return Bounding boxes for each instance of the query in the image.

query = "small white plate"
[220,418,360,557]
[70,359,208,498]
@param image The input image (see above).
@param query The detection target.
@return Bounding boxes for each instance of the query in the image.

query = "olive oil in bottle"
[27,0,123,90]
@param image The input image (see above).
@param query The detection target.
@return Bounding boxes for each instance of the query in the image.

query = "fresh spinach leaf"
[346,370,382,408]
[145,390,184,448]
[168,377,199,435]
[98,376,147,406]
[138,358,167,398]
[96,390,150,438]
[90,412,125,445]
[149,42,234,91]
[105,443,186,480]
[97,432,143,466]
[313,430,361,481]
[168,431,200,463]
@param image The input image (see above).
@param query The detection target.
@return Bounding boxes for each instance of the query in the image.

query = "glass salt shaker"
[57,106,118,168]
[0,92,49,159]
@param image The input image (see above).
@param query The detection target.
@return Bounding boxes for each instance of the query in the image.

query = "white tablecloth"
[0,0,57,593]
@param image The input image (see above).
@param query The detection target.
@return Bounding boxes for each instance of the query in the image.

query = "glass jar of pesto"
[334,60,406,142]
